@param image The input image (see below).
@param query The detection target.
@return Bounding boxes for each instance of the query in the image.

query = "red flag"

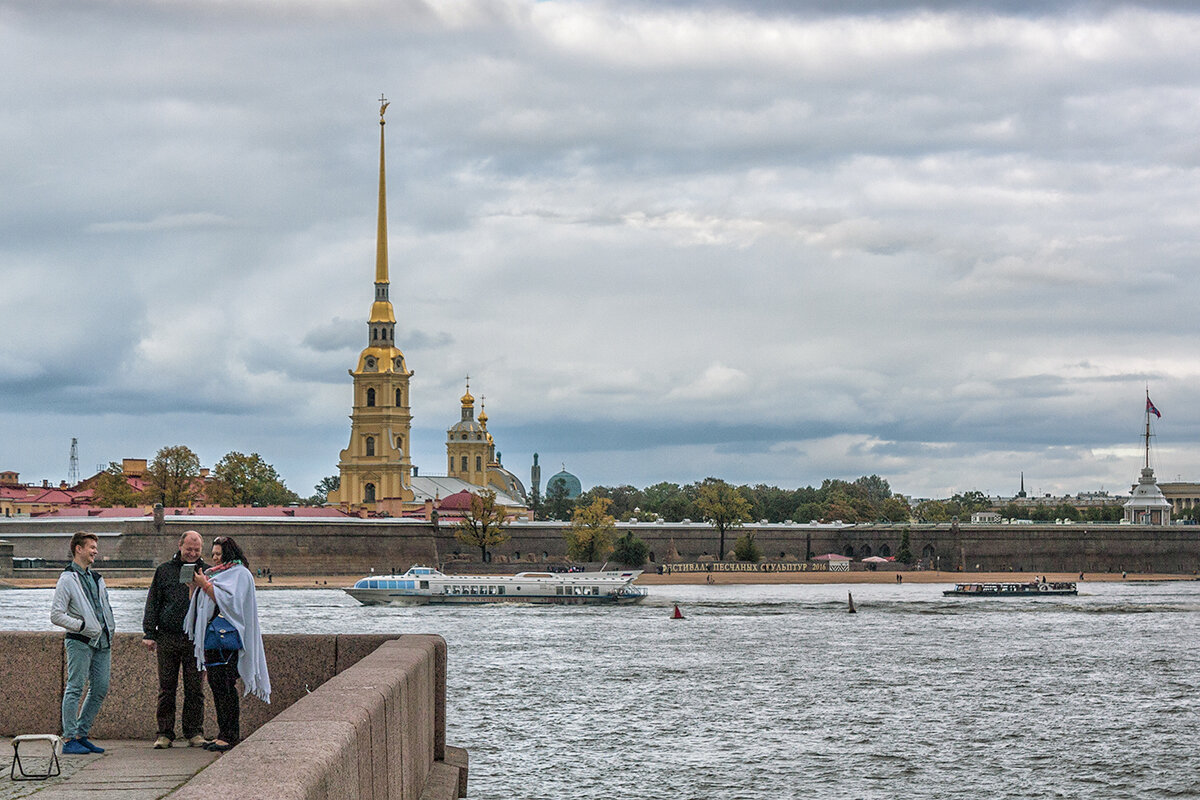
[1146,397,1161,418]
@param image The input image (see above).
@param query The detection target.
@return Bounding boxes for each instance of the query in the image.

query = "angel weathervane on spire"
[379,93,389,124]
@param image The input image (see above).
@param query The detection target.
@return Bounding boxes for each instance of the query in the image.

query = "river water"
[3,581,1198,799]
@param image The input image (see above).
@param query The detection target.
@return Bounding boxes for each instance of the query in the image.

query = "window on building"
[395,388,402,406]
[396,436,403,450]
[372,329,378,340]
[364,483,376,503]
[461,456,468,472]
[366,388,376,407]
[366,437,375,456]
[476,455,482,472]
[448,456,454,473]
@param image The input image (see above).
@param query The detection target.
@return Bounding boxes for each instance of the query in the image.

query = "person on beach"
[184,536,270,752]
[142,529,208,749]
[51,532,116,755]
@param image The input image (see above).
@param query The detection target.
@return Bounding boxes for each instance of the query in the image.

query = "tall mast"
[1144,388,1152,470]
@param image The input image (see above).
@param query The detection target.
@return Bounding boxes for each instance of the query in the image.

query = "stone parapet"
[166,636,463,800]
[0,633,465,799]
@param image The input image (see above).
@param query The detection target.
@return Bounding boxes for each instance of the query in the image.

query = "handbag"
[204,614,243,652]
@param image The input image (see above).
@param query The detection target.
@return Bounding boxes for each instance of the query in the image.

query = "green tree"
[313,475,340,504]
[794,501,824,523]
[89,462,143,507]
[211,451,298,506]
[896,529,914,565]
[1055,503,1082,522]
[733,532,762,562]
[565,497,617,563]
[878,496,912,523]
[454,489,509,562]
[611,531,649,567]
[695,478,752,560]
[143,445,202,507]
[949,490,991,516]
[641,481,695,522]
[543,478,573,521]
[853,474,894,504]
[914,500,949,522]
[1028,504,1054,521]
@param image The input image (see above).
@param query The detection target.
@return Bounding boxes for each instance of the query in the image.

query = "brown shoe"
[187,735,208,748]
[153,735,172,749]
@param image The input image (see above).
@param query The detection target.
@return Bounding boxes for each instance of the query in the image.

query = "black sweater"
[142,551,207,640]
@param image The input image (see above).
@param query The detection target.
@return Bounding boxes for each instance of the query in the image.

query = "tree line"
[538,474,913,525]
[89,445,304,508]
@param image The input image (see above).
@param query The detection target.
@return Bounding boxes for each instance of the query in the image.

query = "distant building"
[327,102,527,519]
[1157,482,1200,517]
[546,467,582,499]
[328,104,415,510]
[1125,467,1171,525]
[530,453,541,508]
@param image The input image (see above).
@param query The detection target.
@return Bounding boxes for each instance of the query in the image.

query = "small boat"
[943,581,1077,597]
[344,565,648,606]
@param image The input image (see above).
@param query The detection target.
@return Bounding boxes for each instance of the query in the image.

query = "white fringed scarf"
[184,562,271,703]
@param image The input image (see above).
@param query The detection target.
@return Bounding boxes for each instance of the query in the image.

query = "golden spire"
[369,94,396,325]
[460,375,475,407]
[376,93,389,286]
[479,397,488,426]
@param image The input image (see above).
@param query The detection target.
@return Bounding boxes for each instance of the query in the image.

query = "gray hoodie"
[51,567,116,648]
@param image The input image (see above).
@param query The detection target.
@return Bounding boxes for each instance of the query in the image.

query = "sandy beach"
[3,569,1195,591]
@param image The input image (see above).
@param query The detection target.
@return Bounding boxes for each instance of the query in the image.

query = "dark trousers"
[156,635,204,739]
[205,651,240,744]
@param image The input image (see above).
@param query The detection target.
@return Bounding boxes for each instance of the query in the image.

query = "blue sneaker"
[77,738,104,753]
[62,739,91,755]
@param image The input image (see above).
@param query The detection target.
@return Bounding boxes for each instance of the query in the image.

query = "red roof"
[35,505,350,519]
[35,506,150,518]
[28,488,78,504]
[159,506,351,518]
[438,491,475,511]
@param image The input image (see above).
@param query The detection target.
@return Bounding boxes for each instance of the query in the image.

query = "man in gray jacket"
[51,531,116,755]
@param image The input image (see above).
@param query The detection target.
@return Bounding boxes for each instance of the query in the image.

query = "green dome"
[546,469,582,499]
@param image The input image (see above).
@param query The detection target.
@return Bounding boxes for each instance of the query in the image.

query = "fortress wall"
[2,517,1198,574]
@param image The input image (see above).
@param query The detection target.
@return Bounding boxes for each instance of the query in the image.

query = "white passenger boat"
[344,565,648,606]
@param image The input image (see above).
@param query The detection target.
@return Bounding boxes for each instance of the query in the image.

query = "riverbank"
[636,570,1198,585]
[3,569,1195,590]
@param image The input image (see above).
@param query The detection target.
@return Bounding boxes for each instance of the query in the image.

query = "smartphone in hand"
[179,564,198,584]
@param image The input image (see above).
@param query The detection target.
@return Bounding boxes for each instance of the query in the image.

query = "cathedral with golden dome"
[328,100,527,517]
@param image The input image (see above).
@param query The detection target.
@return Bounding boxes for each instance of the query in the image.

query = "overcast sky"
[3,0,1199,501]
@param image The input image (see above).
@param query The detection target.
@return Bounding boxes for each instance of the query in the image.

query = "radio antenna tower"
[68,438,80,485]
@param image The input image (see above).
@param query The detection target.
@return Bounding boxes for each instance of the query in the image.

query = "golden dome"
[460,380,474,407]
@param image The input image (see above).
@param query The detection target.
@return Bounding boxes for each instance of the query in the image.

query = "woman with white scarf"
[184,536,270,752]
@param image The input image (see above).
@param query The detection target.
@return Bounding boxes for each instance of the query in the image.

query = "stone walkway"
[2,739,218,800]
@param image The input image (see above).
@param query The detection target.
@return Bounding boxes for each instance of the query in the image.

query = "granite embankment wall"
[0,632,467,799]
[2,516,1199,574]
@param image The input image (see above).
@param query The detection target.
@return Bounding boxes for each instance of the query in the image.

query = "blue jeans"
[62,639,110,739]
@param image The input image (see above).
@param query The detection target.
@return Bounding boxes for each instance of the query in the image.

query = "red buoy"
[672,604,684,619]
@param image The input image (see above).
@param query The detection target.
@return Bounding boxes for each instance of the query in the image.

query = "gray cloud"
[3,0,1200,499]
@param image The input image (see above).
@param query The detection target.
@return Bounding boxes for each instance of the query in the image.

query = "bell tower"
[331,97,415,509]
[446,379,491,487]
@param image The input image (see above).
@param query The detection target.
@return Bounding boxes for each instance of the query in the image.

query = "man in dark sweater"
[142,530,207,748]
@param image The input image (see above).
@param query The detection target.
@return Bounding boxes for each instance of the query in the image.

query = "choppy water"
[4,581,1199,799]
